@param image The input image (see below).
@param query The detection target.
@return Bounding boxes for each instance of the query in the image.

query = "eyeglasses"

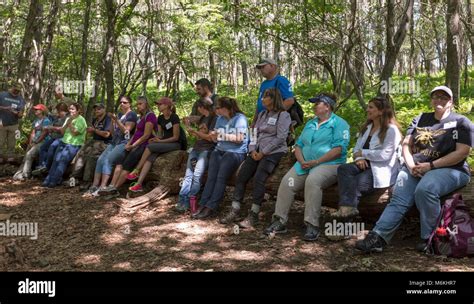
[431,95,450,101]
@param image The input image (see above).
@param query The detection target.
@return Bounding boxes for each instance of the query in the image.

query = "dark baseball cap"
[308,93,336,109]
[93,103,105,109]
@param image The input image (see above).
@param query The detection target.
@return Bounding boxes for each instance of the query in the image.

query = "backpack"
[274,76,304,129]
[426,193,474,258]
[178,126,188,150]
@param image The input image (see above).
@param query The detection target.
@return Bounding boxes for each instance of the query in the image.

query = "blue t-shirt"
[92,115,112,143]
[0,91,26,126]
[294,113,350,175]
[257,75,294,113]
[215,113,249,154]
[32,117,52,143]
[112,111,138,145]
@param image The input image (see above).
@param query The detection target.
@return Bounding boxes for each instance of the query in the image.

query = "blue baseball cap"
[308,94,336,109]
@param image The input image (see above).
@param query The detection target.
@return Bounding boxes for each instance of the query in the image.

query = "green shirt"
[61,115,87,146]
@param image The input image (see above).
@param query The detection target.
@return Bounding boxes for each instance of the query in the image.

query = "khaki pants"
[274,165,339,227]
[14,142,42,178]
[0,124,18,157]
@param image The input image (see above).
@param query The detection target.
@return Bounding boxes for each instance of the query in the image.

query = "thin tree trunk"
[446,0,461,104]
[78,0,92,105]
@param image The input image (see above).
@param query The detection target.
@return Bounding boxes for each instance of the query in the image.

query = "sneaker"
[98,185,118,196]
[415,239,429,253]
[32,166,47,176]
[175,203,189,213]
[128,183,143,193]
[355,231,386,253]
[264,219,287,235]
[238,211,259,229]
[330,206,359,220]
[219,208,240,224]
[303,224,321,241]
[126,170,140,181]
[82,186,99,198]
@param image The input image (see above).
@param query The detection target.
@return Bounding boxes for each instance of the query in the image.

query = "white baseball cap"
[430,85,453,98]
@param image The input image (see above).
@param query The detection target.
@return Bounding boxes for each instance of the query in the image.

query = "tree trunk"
[78,0,92,106]
[31,0,60,105]
[16,0,43,86]
[446,0,461,105]
[379,0,414,96]
[103,0,117,113]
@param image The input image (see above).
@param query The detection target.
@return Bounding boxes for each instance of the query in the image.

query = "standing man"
[0,82,26,163]
[187,78,218,123]
[253,58,295,127]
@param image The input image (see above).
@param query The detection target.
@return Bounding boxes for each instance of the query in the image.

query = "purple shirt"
[131,111,157,147]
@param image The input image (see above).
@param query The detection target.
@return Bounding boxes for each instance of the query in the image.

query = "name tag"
[11,104,18,110]
[267,117,277,126]
[165,122,173,130]
[443,121,457,129]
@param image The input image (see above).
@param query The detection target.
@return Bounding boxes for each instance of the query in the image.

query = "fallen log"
[115,185,169,212]
[148,151,474,219]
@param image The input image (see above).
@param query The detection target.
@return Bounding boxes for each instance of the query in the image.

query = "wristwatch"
[430,161,435,169]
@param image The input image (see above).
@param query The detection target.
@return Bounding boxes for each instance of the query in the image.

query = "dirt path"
[0,178,473,272]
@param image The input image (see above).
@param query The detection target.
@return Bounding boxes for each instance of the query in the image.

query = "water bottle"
[190,196,198,214]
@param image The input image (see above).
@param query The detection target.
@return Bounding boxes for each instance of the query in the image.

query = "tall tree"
[446,0,461,104]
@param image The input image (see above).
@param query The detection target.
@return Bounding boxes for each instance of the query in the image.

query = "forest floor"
[0,177,473,272]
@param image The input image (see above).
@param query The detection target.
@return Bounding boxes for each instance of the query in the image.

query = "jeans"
[200,150,246,210]
[337,163,375,208]
[373,166,471,243]
[95,143,126,175]
[178,149,210,207]
[38,138,61,169]
[233,152,284,207]
[43,142,81,187]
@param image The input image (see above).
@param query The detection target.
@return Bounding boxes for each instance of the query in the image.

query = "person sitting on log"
[84,95,137,196]
[67,103,112,189]
[13,104,52,181]
[356,86,473,253]
[192,97,249,220]
[98,96,157,196]
[125,97,185,193]
[42,103,87,188]
[219,88,291,229]
[264,93,350,241]
[32,102,70,177]
[176,97,217,212]
[330,96,402,224]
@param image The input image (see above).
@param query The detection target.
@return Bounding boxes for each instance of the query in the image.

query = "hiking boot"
[32,166,47,176]
[264,219,287,235]
[219,208,240,224]
[238,211,259,229]
[303,224,321,241]
[355,231,386,253]
[330,206,359,220]
[415,239,429,253]
[174,203,189,213]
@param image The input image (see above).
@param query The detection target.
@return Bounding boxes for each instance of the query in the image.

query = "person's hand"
[412,162,430,177]
[355,159,369,170]
[149,137,160,143]
[108,112,117,121]
[125,143,133,151]
[87,127,95,133]
[183,117,191,127]
[209,131,218,142]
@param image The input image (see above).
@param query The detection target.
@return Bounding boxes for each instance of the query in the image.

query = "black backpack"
[273,76,304,128]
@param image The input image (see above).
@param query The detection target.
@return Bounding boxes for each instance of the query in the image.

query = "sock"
[231,201,241,211]
[251,204,260,214]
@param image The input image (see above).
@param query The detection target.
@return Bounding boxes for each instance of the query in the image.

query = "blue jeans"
[95,143,127,175]
[337,163,375,208]
[43,142,81,187]
[178,149,211,207]
[373,166,470,242]
[200,150,246,210]
[38,137,61,169]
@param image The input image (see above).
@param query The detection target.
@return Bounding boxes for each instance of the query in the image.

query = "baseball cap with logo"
[33,104,48,113]
[256,58,278,69]
[308,93,337,109]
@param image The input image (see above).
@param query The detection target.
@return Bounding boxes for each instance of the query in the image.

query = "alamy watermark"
[55,78,96,97]
[380,77,420,95]
[0,220,38,240]
[324,219,365,238]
